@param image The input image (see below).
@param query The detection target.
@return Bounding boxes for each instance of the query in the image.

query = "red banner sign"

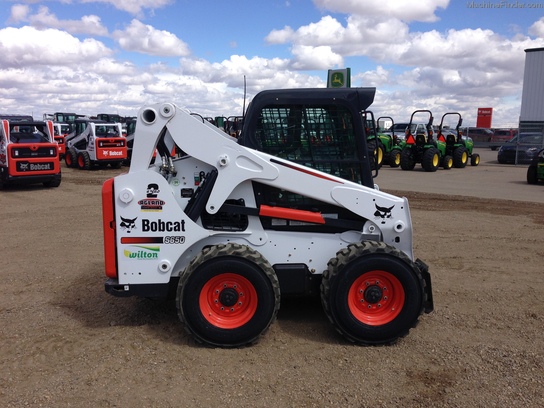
[476,107,493,128]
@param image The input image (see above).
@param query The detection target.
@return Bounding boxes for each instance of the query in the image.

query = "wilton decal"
[123,245,160,260]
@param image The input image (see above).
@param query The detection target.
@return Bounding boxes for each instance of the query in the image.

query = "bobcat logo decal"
[374,204,394,224]
[120,216,137,233]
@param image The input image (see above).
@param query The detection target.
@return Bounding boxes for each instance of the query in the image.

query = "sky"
[1,0,543,128]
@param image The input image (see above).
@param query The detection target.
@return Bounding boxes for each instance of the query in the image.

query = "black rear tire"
[400,148,416,170]
[177,243,280,347]
[43,173,61,188]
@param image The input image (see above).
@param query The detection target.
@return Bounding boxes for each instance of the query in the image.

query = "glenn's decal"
[146,183,160,197]
[374,204,394,224]
[138,198,165,211]
[139,183,164,211]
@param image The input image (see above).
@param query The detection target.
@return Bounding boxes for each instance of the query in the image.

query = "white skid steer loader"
[102,88,433,347]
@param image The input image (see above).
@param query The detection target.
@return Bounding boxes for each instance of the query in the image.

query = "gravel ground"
[1,156,543,408]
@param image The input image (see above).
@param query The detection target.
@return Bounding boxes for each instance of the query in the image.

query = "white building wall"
[520,48,544,122]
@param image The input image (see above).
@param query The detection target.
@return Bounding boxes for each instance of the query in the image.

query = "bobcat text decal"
[142,218,186,232]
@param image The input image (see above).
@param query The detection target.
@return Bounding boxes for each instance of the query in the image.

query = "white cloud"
[290,45,343,70]
[80,0,174,16]
[0,0,539,127]
[0,26,112,68]
[313,0,450,23]
[113,20,190,57]
[358,66,391,87]
[179,55,323,93]
[9,4,31,23]
[265,26,295,44]
[10,5,108,36]
[264,9,541,127]
[529,17,544,37]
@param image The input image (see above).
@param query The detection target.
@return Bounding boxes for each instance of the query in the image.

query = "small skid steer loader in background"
[102,88,433,348]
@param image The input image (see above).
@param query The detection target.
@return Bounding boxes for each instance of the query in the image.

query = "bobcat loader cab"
[53,123,72,159]
[102,88,433,347]
[0,119,61,188]
[65,118,126,169]
[238,88,377,186]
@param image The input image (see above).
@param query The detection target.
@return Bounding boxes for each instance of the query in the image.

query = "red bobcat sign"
[476,107,493,128]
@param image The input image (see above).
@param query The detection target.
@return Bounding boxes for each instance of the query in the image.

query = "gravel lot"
[1,148,543,407]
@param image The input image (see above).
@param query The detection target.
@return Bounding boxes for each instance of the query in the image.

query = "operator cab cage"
[238,87,377,189]
[4,121,53,143]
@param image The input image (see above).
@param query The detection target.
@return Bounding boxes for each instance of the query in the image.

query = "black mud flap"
[415,258,434,313]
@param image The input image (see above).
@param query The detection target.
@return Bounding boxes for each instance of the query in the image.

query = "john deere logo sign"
[331,72,344,87]
[327,68,351,88]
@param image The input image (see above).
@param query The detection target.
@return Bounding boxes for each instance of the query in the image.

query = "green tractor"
[362,110,385,169]
[400,110,451,172]
[527,148,544,184]
[377,116,405,168]
[362,112,405,168]
[437,112,480,168]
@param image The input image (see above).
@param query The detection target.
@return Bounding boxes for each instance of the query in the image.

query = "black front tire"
[389,149,401,168]
[321,241,426,345]
[527,164,538,184]
[422,147,439,172]
[65,148,77,168]
[442,155,453,170]
[77,151,92,170]
[177,243,280,348]
[367,140,382,170]
[453,146,468,168]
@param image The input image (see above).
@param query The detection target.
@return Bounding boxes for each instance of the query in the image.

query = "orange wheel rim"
[199,273,258,329]
[348,270,405,325]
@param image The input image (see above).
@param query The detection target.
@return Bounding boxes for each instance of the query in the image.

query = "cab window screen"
[256,104,361,183]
